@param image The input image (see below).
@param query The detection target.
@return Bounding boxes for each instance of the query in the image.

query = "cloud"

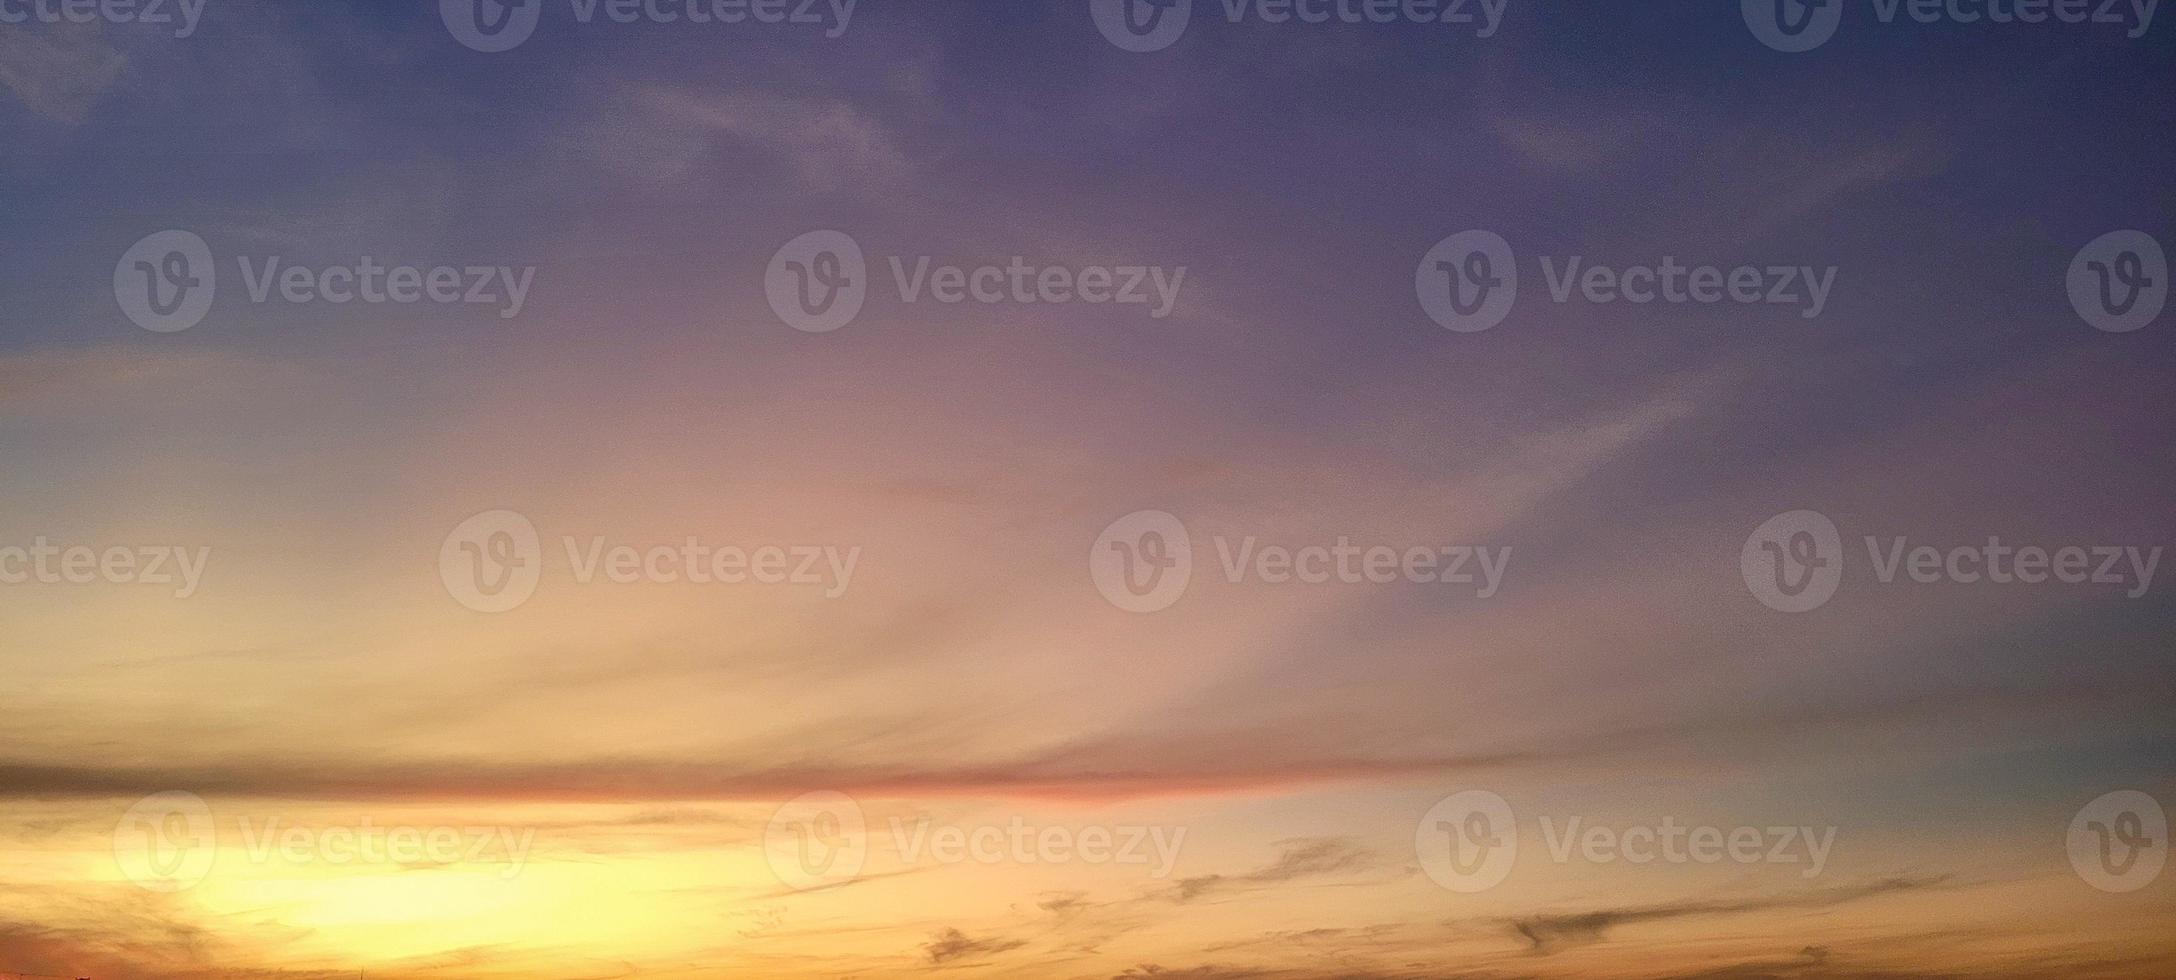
[1110,965,1493,980]
[7,674,2155,806]
[0,25,127,123]
[1487,103,1679,175]
[0,347,288,404]
[922,927,1027,965]
[0,893,322,980]
[1038,890,1090,916]
[1504,877,1946,953]
[0,748,1523,803]
[1166,838,1379,903]
[1113,967,1275,980]
[597,85,916,193]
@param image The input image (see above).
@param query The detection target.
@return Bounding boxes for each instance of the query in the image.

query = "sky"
[1,0,2173,977]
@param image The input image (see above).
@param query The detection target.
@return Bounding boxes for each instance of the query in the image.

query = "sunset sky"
[2,1,2172,977]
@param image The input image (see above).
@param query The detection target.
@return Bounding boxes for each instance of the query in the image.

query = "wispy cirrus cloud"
[1503,876,1948,953]
[1164,838,1381,903]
